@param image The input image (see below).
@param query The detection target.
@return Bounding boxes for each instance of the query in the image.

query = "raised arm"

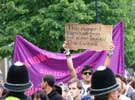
[104,42,114,67]
[63,41,77,80]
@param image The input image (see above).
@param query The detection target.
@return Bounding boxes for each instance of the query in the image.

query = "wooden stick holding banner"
[65,23,112,51]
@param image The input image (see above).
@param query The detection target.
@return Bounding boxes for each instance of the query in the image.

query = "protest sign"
[65,23,112,51]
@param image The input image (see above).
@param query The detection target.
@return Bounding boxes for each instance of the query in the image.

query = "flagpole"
[95,0,99,23]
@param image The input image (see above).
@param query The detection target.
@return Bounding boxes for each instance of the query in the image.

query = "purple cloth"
[13,21,125,95]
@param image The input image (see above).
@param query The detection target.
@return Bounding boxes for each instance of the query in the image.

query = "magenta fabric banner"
[13,21,125,95]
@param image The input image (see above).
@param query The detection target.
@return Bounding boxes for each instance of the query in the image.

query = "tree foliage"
[0,0,135,67]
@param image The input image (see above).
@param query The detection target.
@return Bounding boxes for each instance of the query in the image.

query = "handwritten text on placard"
[65,23,112,51]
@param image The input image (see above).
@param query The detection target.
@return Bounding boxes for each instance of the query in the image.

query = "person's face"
[116,78,123,99]
[116,77,125,95]
[81,70,92,82]
[41,80,47,90]
[33,97,41,100]
[62,90,69,98]
[108,89,119,100]
[116,78,123,94]
[68,82,81,98]
[0,87,4,97]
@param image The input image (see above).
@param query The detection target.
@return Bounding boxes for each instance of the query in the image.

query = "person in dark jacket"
[81,96,93,100]
[41,74,63,100]
[3,61,32,100]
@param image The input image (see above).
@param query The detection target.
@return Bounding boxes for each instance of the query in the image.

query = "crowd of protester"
[0,42,135,100]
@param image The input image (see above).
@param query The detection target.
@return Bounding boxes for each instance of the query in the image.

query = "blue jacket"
[81,96,93,100]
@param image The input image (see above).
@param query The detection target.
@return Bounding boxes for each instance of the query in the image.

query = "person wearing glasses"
[63,41,113,97]
[80,65,93,97]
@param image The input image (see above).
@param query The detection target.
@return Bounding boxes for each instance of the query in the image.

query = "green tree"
[0,0,135,68]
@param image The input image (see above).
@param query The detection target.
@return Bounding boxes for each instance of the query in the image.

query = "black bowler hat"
[4,61,32,92]
[90,66,119,96]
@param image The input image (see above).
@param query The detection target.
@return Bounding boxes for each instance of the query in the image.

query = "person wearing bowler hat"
[90,66,119,100]
[3,61,32,100]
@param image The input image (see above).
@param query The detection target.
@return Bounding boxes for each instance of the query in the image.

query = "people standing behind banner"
[31,90,49,100]
[41,74,63,100]
[90,66,119,100]
[3,61,32,100]
[80,65,93,96]
[63,41,114,97]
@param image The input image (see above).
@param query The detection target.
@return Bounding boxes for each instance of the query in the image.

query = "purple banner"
[13,21,125,95]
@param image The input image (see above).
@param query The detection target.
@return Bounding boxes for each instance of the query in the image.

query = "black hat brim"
[3,81,32,92]
[90,83,119,96]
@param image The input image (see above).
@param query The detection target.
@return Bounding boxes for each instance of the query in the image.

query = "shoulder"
[4,96,20,100]
[81,96,93,100]
[48,90,63,100]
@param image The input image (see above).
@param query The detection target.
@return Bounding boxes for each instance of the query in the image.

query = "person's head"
[115,74,125,94]
[115,74,128,94]
[59,83,69,99]
[90,66,119,100]
[3,61,32,92]
[81,65,93,82]
[68,79,82,99]
[0,85,4,97]
[130,80,135,89]
[32,90,48,100]
[41,74,55,90]
[127,76,134,83]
